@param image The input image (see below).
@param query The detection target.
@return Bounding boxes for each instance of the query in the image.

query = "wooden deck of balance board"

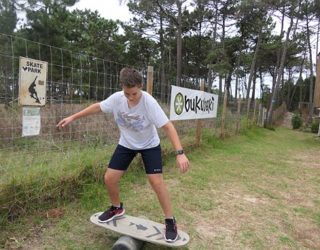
[90,212,190,247]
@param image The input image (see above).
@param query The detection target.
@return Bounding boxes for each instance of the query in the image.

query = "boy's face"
[123,85,142,105]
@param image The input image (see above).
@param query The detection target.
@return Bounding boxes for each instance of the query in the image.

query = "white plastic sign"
[22,107,41,137]
[170,85,218,121]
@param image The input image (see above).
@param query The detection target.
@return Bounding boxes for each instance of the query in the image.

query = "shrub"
[291,113,303,129]
[311,122,319,134]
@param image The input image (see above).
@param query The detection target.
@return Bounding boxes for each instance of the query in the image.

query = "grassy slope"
[2,127,320,249]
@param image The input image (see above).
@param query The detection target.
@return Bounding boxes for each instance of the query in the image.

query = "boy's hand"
[176,154,189,173]
[56,116,74,129]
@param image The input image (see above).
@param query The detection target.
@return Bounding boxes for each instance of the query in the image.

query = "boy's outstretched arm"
[162,121,190,173]
[56,102,102,129]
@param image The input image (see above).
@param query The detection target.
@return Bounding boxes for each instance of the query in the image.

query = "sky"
[69,0,131,22]
[17,0,131,28]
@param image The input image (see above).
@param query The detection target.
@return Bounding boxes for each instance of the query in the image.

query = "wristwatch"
[175,149,184,155]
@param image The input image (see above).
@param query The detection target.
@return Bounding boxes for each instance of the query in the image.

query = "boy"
[57,67,189,242]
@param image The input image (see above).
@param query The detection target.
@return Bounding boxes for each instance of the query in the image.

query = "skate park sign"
[18,57,48,106]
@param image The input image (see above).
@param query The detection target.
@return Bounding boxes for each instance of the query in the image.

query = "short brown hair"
[119,67,143,88]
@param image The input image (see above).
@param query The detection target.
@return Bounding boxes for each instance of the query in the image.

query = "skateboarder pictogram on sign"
[28,76,41,104]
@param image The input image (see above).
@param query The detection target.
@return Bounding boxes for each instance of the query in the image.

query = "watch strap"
[175,149,184,155]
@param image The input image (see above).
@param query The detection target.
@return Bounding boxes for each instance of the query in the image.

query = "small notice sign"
[18,57,48,106]
[22,107,41,137]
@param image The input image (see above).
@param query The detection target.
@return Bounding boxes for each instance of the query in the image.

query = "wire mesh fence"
[0,33,277,221]
[0,33,233,152]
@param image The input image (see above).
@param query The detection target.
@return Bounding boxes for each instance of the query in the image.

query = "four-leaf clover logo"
[174,93,184,115]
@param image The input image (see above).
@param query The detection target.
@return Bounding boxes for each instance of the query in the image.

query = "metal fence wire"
[0,32,245,151]
[0,33,270,183]
[0,33,286,222]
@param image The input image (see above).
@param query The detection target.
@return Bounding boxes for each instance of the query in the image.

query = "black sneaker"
[98,203,125,222]
[164,217,178,242]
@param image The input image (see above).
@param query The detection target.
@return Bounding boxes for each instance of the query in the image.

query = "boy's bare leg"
[147,174,173,218]
[104,168,125,205]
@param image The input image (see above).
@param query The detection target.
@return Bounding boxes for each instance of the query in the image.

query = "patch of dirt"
[225,191,268,205]
[192,187,270,248]
[192,178,320,249]
[290,150,320,169]
[195,210,243,249]
[4,223,50,250]
[293,218,320,249]
[40,208,65,219]
[3,208,65,250]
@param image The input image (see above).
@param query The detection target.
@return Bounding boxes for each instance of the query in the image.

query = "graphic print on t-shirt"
[116,111,146,132]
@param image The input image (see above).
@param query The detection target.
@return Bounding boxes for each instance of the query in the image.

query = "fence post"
[147,66,154,95]
[253,99,257,125]
[317,108,320,136]
[236,95,241,134]
[220,85,228,138]
[258,103,262,127]
[314,54,320,108]
[196,80,205,146]
[262,107,267,127]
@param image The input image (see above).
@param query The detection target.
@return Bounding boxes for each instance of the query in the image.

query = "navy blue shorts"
[108,144,162,174]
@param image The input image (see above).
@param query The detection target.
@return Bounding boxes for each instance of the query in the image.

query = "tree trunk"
[316,21,319,55]
[235,74,239,104]
[269,5,285,110]
[246,31,262,117]
[219,75,223,105]
[159,13,166,102]
[219,10,226,105]
[235,55,241,105]
[259,70,264,99]
[306,6,314,121]
[267,11,295,126]
[297,53,306,104]
[286,68,292,106]
[251,67,256,101]
[212,0,218,48]
[176,0,182,86]
[226,71,232,101]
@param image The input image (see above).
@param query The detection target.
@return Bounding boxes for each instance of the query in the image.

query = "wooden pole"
[314,54,320,108]
[236,95,241,134]
[317,108,320,136]
[258,103,262,127]
[220,85,228,138]
[196,80,205,146]
[253,99,257,125]
[146,66,154,95]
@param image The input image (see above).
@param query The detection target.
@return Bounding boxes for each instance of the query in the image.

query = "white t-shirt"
[100,91,169,150]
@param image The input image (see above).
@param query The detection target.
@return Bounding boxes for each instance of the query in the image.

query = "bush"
[311,122,319,133]
[291,113,303,129]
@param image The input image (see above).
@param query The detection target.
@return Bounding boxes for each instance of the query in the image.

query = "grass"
[0,141,112,185]
[1,127,320,249]
[0,132,196,224]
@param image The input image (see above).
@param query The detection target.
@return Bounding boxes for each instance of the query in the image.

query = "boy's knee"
[104,171,114,185]
[148,175,164,188]
[104,169,122,185]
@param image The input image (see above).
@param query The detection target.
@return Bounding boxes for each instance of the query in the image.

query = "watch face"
[176,150,184,155]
